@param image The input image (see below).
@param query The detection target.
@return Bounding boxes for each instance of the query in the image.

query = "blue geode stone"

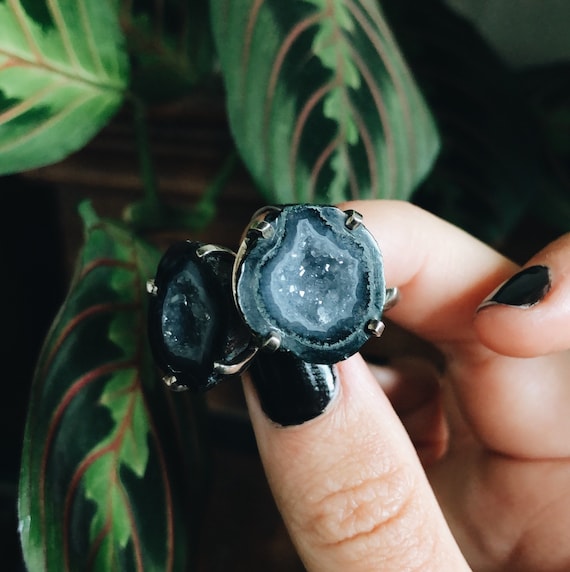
[235,205,386,364]
[148,241,251,391]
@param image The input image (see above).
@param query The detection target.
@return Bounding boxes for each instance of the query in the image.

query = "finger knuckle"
[301,461,426,562]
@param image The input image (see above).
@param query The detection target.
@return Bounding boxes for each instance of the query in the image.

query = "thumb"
[475,232,570,357]
[243,352,469,572]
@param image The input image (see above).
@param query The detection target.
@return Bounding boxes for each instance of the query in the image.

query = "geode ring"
[146,241,256,392]
[233,204,397,364]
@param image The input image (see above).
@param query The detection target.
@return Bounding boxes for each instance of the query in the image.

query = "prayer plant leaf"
[209,0,440,204]
[18,202,206,572]
[120,0,216,103]
[0,1,128,175]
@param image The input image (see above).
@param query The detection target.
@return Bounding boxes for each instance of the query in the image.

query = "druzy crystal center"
[234,204,386,364]
[269,219,358,332]
[162,269,213,359]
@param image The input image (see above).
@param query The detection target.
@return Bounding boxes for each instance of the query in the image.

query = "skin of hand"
[242,200,570,572]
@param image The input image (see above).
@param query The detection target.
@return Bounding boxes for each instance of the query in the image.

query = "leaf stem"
[192,150,238,224]
[125,105,240,233]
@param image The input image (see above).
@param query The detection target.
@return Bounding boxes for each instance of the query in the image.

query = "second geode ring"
[233,204,396,364]
[147,241,255,392]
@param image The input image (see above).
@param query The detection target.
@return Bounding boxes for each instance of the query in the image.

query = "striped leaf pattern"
[18,202,202,571]
[0,1,128,175]
[210,0,440,204]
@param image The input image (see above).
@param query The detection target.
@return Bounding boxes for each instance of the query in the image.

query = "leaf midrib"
[0,47,125,94]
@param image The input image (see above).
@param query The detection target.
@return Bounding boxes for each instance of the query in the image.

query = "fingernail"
[249,351,338,426]
[477,265,551,311]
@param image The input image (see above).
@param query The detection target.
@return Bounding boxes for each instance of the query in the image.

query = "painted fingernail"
[249,351,338,426]
[477,265,551,311]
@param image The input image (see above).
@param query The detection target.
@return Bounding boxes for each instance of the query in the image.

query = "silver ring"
[233,204,395,364]
[146,205,398,390]
[146,240,256,392]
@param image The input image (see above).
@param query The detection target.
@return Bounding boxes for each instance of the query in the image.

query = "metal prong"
[249,220,274,239]
[162,374,188,392]
[344,209,363,230]
[213,346,259,376]
[146,279,158,296]
[383,287,399,311]
[196,243,236,258]
[261,331,281,352]
[213,361,246,377]
[366,319,385,337]
[248,205,283,221]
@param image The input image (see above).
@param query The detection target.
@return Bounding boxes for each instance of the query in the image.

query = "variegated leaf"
[0,1,128,175]
[18,202,204,571]
[209,0,440,204]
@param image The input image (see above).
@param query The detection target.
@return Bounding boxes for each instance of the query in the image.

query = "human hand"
[242,200,570,571]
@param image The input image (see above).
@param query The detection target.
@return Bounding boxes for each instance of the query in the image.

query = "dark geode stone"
[147,241,251,391]
[235,205,386,364]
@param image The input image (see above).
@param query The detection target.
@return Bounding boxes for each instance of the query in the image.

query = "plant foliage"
[0,0,128,174]
[18,202,205,571]
[210,0,440,204]
[0,0,567,570]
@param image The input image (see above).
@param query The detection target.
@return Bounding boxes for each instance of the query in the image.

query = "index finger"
[342,200,517,345]
[344,200,570,458]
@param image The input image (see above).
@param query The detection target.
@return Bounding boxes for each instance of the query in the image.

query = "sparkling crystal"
[235,204,386,364]
[268,219,359,333]
[161,267,217,361]
[148,241,252,391]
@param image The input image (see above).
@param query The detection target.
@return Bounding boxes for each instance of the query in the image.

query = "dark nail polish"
[478,265,551,310]
[249,351,338,426]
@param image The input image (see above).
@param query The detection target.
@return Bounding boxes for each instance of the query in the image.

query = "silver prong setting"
[383,287,400,311]
[162,374,188,391]
[213,346,259,376]
[146,278,158,296]
[261,331,281,352]
[196,243,236,259]
[366,319,385,337]
[249,220,274,239]
[213,361,241,376]
[344,209,363,230]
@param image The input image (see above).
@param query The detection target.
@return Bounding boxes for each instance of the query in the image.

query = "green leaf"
[0,1,128,175]
[18,202,206,571]
[209,0,440,204]
[120,0,216,103]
